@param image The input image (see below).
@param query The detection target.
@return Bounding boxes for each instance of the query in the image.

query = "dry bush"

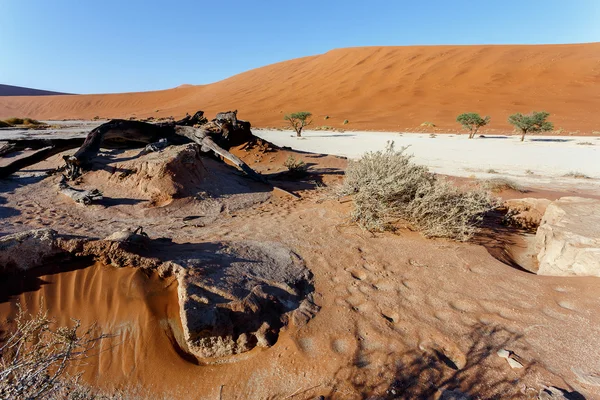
[0,121,12,128]
[338,142,492,240]
[0,305,109,399]
[483,177,527,193]
[3,117,43,126]
[283,155,308,175]
[563,171,592,179]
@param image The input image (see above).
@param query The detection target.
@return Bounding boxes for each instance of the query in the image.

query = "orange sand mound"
[1,43,599,132]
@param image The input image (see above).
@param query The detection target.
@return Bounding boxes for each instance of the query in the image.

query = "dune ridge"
[1,43,599,132]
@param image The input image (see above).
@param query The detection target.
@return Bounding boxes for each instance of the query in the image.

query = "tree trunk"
[521,130,526,142]
[296,127,302,137]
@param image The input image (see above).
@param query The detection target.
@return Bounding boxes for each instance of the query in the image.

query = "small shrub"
[486,169,499,174]
[93,116,100,120]
[3,117,43,126]
[283,155,308,175]
[0,120,12,128]
[338,142,492,240]
[0,305,109,399]
[525,169,535,175]
[343,119,349,125]
[429,133,437,138]
[324,115,330,120]
[421,121,436,128]
[563,171,592,179]
[483,178,527,193]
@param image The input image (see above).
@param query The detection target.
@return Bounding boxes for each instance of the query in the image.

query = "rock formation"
[534,197,600,277]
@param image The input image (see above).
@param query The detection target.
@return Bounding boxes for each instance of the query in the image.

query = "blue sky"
[1,0,599,94]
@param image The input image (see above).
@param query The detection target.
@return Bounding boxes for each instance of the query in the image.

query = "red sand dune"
[1,43,599,132]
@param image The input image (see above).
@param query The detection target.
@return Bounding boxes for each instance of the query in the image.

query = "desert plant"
[284,112,312,137]
[508,111,553,141]
[324,115,330,120]
[338,142,492,240]
[3,117,43,126]
[563,171,591,179]
[283,155,308,176]
[456,113,490,139]
[483,177,527,193]
[0,305,109,399]
[0,121,12,128]
[343,119,349,125]
[421,121,436,128]
[486,169,499,174]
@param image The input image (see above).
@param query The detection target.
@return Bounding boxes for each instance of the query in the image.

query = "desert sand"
[0,119,599,398]
[1,43,600,133]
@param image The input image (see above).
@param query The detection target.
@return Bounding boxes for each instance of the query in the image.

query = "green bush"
[508,111,553,141]
[338,142,492,240]
[456,113,490,139]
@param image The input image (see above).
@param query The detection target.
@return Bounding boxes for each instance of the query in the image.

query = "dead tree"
[0,112,263,183]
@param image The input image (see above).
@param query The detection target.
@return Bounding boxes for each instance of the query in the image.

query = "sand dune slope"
[1,43,599,131]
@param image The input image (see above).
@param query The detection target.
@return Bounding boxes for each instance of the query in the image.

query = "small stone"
[497,349,510,359]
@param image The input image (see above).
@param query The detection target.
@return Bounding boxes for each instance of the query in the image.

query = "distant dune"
[0,43,599,132]
[0,84,71,97]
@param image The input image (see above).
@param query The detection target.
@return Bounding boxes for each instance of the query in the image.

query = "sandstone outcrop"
[0,228,317,363]
[534,197,600,277]
[0,229,63,272]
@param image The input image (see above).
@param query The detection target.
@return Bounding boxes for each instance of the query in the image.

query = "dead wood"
[57,176,103,205]
[0,139,85,179]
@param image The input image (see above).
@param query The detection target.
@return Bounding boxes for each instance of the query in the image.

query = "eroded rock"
[535,197,600,277]
[0,229,64,272]
[0,228,317,363]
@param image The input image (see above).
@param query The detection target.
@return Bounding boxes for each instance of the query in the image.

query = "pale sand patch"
[255,129,600,193]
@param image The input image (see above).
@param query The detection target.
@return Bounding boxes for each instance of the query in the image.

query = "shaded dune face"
[0,263,186,388]
[1,43,598,132]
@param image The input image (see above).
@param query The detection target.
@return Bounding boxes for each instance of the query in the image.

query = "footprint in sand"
[331,338,351,354]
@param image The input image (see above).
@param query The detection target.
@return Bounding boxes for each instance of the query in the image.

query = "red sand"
[1,44,599,132]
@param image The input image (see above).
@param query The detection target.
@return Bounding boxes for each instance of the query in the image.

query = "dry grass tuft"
[338,142,493,241]
[483,177,528,193]
[563,171,592,179]
[2,117,43,126]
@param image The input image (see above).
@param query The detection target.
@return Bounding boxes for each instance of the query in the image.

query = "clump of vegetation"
[508,111,553,141]
[338,142,493,241]
[3,117,43,126]
[0,121,12,128]
[456,113,490,139]
[0,306,109,399]
[421,121,436,128]
[324,115,330,120]
[483,177,528,193]
[486,169,499,174]
[525,169,535,175]
[283,155,308,176]
[343,119,349,125]
[93,116,100,121]
[284,111,312,137]
[563,171,592,179]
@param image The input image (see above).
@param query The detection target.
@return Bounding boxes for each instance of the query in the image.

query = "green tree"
[456,113,490,139]
[508,111,553,141]
[284,111,312,137]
